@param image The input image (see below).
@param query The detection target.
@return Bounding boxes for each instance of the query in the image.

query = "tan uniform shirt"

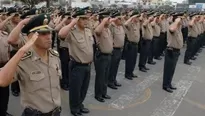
[195,22,202,34]
[95,27,113,53]
[125,22,140,43]
[87,19,99,35]
[142,22,153,40]
[65,26,93,63]
[152,22,161,37]
[16,49,61,113]
[188,23,198,38]
[167,27,183,49]
[59,24,68,48]
[4,21,16,34]
[0,31,10,63]
[110,24,125,48]
[159,20,167,33]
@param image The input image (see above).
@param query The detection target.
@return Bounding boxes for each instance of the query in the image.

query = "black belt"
[153,36,159,39]
[167,47,180,52]
[113,47,123,50]
[70,60,91,66]
[188,37,197,39]
[100,52,112,56]
[24,107,61,116]
[127,40,138,45]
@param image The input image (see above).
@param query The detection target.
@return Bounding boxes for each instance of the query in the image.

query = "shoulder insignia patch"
[21,51,32,60]
[49,49,59,57]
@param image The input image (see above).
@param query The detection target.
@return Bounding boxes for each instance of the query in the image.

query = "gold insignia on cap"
[43,15,48,25]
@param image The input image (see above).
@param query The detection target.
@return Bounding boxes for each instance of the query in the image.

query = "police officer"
[1,14,62,115]
[4,7,21,97]
[108,11,125,89]
[0,14,13,116]
[59,8,93,116]
[94,10,112,102]
[148,13,161,64]
[184,15,198,65]
[138,12,154,72]
[159,13,167,57]
[163,14,183,93]
[124,11,140,80]
[55,12,72,91]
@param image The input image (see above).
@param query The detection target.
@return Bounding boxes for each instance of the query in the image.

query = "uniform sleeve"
[64,32,72,43]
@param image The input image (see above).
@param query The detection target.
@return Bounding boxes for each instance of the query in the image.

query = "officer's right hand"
[20,32,38,52]
[72,17,79,24]
[102,17,110,23]
[7,14,15,20]
[175,18,181,23]
[20,18,31,25]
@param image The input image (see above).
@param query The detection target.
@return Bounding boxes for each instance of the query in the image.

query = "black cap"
[20,8,40,19]
[130,10,140,17]
[146,11,155,17]
[22,14,53,34]
[7,7,18,16]
[110,11,121,18]
[98,10,110,17]
[72,8,89,18]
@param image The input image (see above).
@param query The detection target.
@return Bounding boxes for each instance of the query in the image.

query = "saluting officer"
[184,14,198,65]
[108,11,125,90]
[59,8,93,116]
[1,14,62,115]
[4,7,21,97]
[148,13,161,64]
[138,12,154,72]
[55,12,72,91]
[124,10,140,80]
[94,10,112,102]
[0,11,13,116]
[159,13,167,57]
[163,13,183,93]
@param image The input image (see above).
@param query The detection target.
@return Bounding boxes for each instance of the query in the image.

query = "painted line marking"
[150,65,201,116]
[109,73,162,110]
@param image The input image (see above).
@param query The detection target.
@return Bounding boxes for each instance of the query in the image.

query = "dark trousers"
[139,39,151,68]
[159,32,167,55]
[148,37,159,62]
[69,61,91,113]
[184,37,196,62]
[163,48,180,88]
[182,27,188,43]
[108,48,122,85]
[95,53,111,97]
[125,41,138,76]
[10,50,20,94]
[0,63,9,116]
[59,47,70,86]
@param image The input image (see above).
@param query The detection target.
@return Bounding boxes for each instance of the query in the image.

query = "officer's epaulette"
[49,49,59,57]
[21,51,32,60]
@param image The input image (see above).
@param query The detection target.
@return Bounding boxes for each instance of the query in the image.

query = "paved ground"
[8,48,205,116]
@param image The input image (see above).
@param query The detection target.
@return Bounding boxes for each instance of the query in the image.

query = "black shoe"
[102,95,111,99]
[108,84,118,89]
[80,108,90,114]
[6,112,13,116]
[154,57,162,60]
[163,87,173,93]
[148,61,156,65]
[114,82,122,87]
[61,84,69,91]
[139,67,147,72]
[161,53,165,56]
[195,53,199,56]
[170,85,177,90]
[71,112,83,116]
[125,76,133,80]
[12,91,19,97]
[144,67,150,70]
[184,61,192,65]
[95,96,105,102]
[131,74,138,78]
[191,57,196,60]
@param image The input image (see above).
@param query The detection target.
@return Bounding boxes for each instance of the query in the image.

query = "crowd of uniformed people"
[0,5,204,116]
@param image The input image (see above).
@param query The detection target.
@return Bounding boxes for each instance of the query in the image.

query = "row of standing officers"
[0,7,205,116]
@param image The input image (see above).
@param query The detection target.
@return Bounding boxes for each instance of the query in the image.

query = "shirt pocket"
[76,37,86,49]
[28,71,45,92]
